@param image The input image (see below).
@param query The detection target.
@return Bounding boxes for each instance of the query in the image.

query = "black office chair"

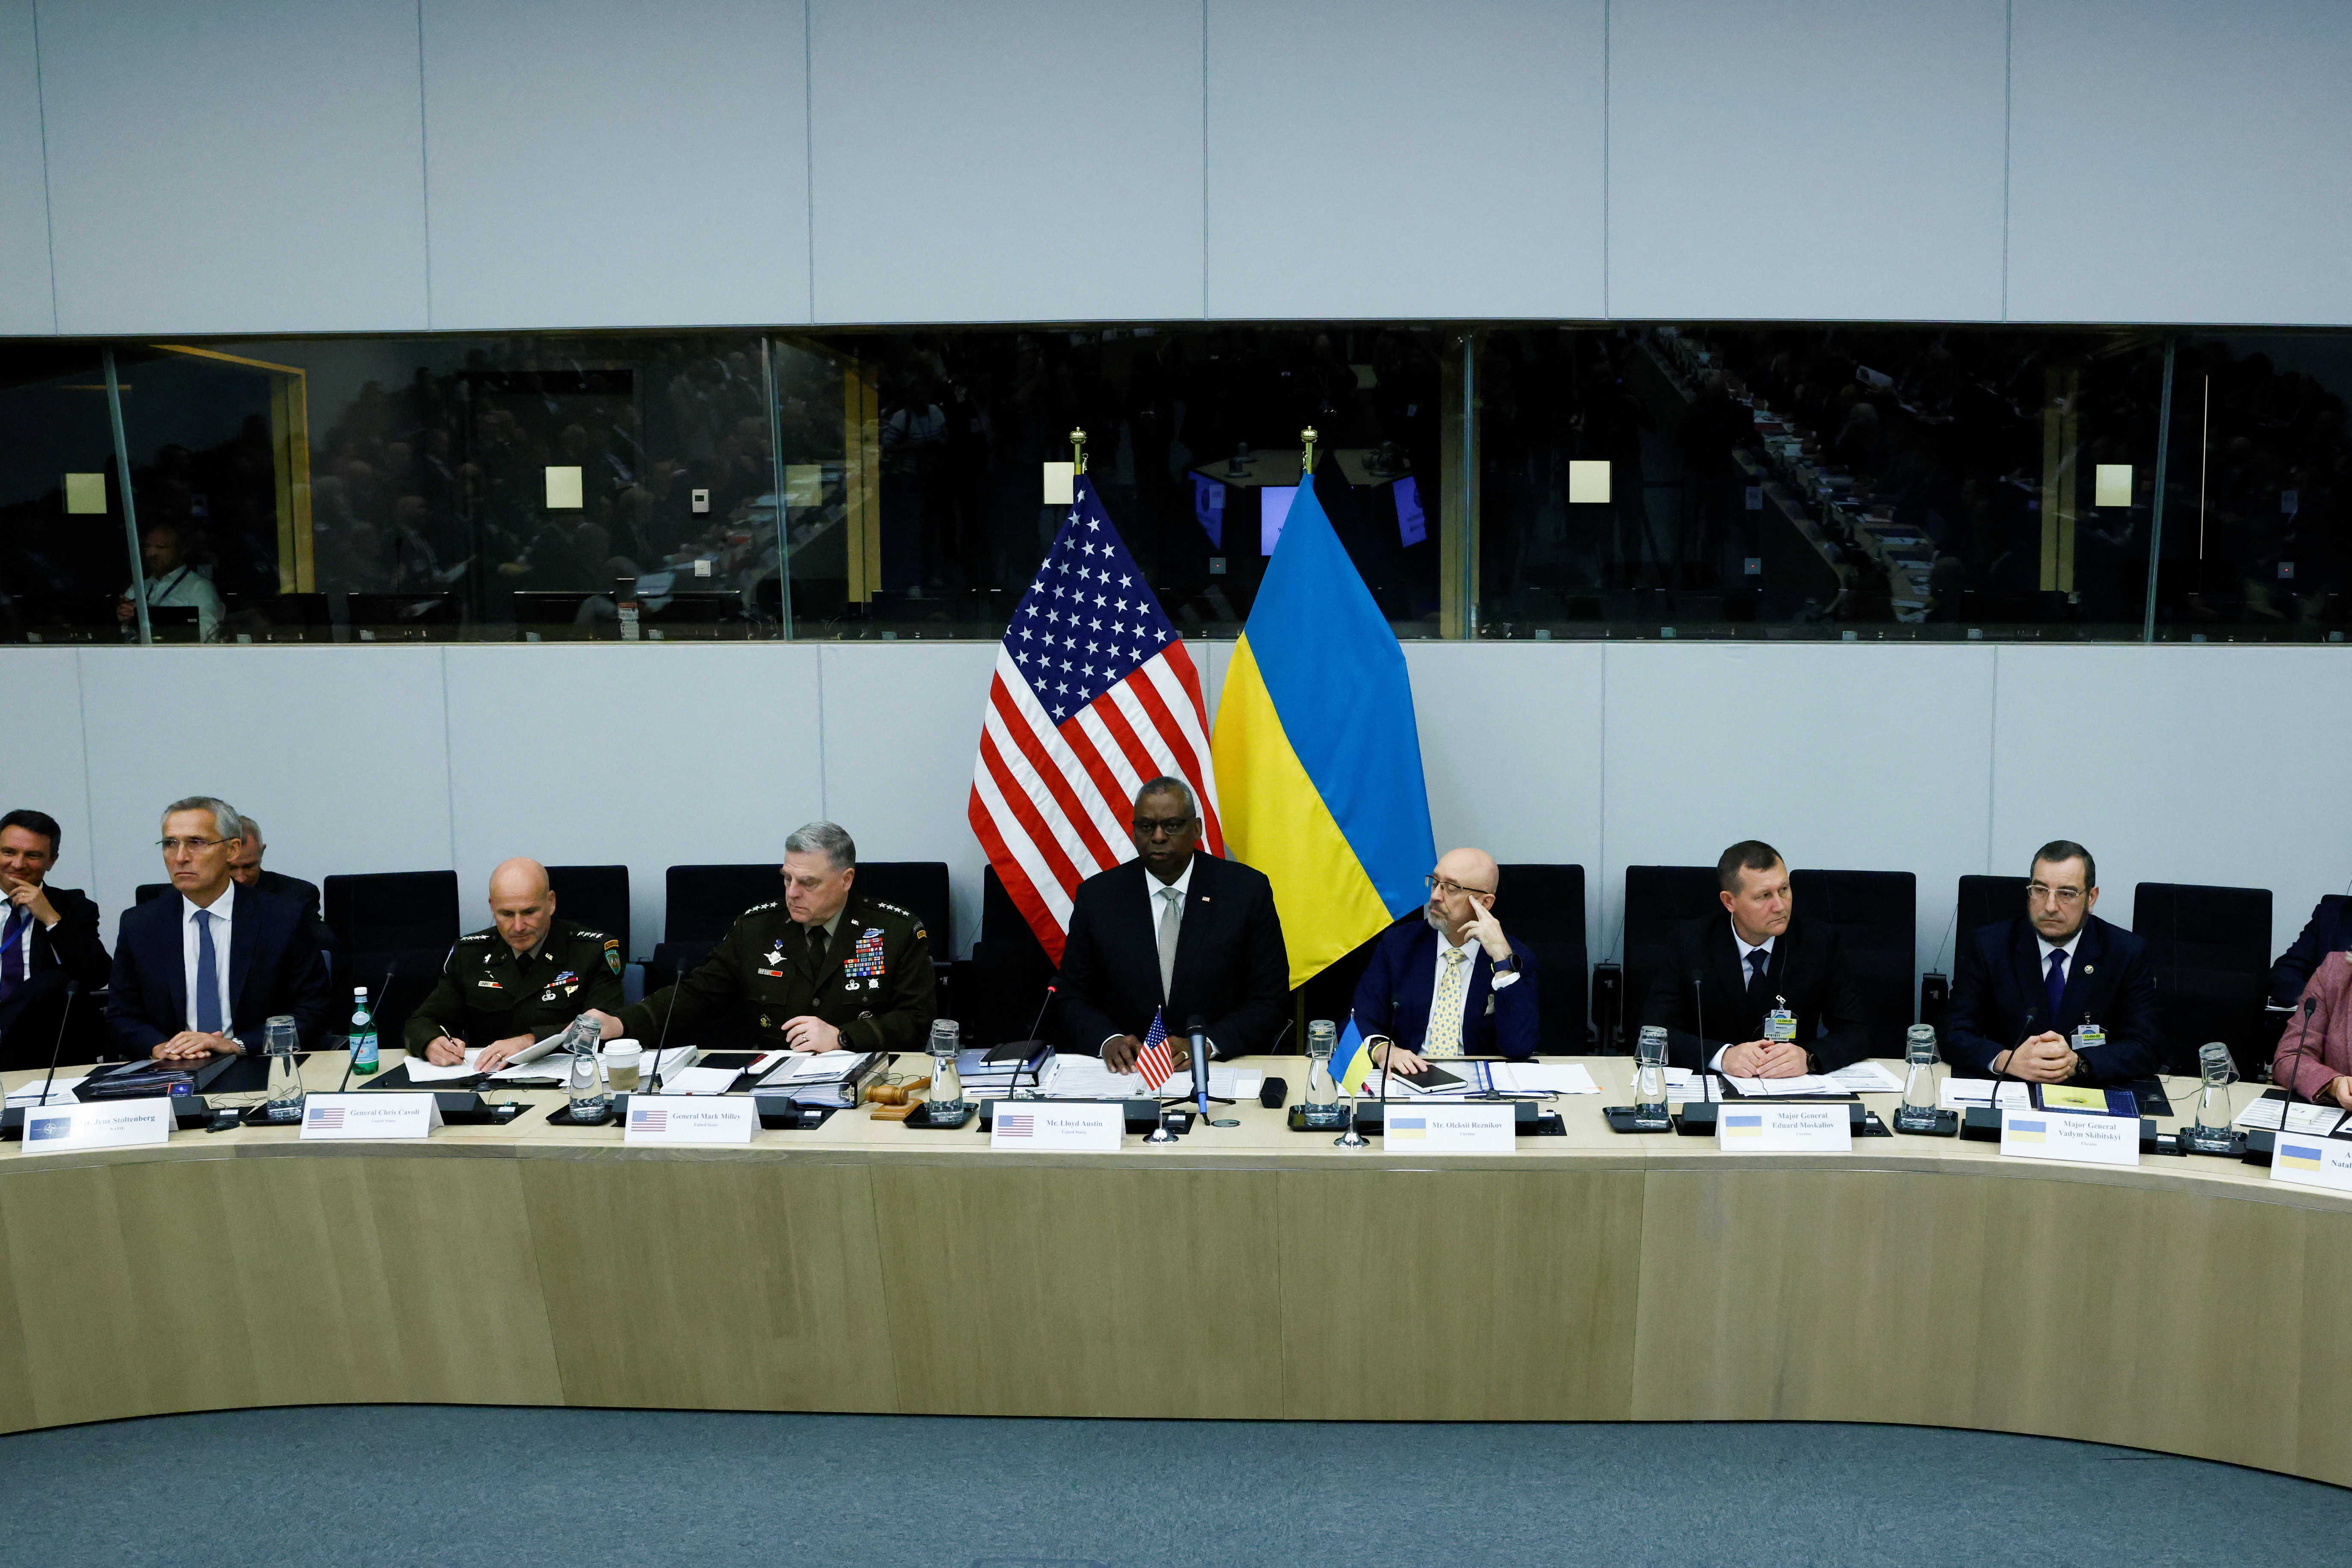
[649,864,781,990]
[1956,875,2030,945]
[322,871,462,1049]
[1791,868,1915,1055]
[855,861,954,1018]
[1496,863,1587,1052]
[1621,865,1721,1047]
[968,866,1058,1051]
[0,978,109,1072]
[545,865,631,956]
[135,883,172,905]
[2133,882,2274,1077]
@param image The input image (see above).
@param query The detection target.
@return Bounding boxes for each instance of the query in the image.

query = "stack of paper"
[1033,1056,1259,1101]
[1488,1062,1600,1096]
[2232,1097,2347,1136]
[4,1077,84,1106]
[1724,1073,1849,1097]
[1939,1078,2030,1110]
[1826,1060,1906,1094]
[959,1044,1055,1095]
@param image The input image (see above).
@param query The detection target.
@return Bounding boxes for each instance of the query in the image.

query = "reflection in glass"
[0,349,136,644]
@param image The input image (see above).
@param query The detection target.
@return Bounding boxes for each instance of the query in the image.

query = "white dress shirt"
[179,881,237,1036]
[1708,928,1778,1072]
[141,564,226,642]
[1106,857,1201,1055]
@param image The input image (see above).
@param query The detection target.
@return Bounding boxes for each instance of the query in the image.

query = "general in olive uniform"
[407,858,624,1070]
[606,823,936,1056]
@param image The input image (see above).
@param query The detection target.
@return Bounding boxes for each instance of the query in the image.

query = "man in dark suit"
[1941,839,2160,1086]
[1058,777,1289,1068]
[1352,847,1538,1069]
[2269,892,2352,1008]
[0,809,112,1057]
[228,816,340,964]
[107,796,335,1060]
[1639,840,1871,1075]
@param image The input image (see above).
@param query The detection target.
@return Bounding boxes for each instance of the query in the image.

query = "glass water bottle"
[564,1016,607,1121]
[1634,1025,1670,1122]
[1302,1019,1342,1127]
[926,1019,965,1119]
[2184,1041,2241,1153]
[262,1014,306,1122]
[1895,1024,1942,1131]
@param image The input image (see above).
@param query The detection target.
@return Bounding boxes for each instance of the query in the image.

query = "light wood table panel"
[0,1051,2346,1489]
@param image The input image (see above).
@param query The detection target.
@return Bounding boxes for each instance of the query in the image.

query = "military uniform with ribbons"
[402,919,626,1051]
[615,894,936,1055]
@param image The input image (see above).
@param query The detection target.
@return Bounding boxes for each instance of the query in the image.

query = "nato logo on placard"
[27,1116,71,1142]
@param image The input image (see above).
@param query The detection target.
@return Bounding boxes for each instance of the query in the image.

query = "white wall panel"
[1608,0,2007,322]
[808,0,1204,323]
[1205,0,1604,319]
[10,651,92,904]
[0,0,53,334]
[816,642,997,957]
[441,645,824,949]
[39,0,428,335]
[421,0,810,331]
[72,647,452,934]
[1601,643,1997,980]
[2008,1,2352,325]
[1989,647,2352,955]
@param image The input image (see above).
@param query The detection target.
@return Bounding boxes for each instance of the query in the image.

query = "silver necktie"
[1156,885,1183,1000]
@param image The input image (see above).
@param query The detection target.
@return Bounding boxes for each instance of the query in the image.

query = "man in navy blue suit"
[1941,839,2160,1086]
[106,796,335,1060]
[1351,847,1538,1071]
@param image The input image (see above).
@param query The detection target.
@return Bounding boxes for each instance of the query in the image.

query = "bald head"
[488,858,556,954]
[1423,847,1500,942]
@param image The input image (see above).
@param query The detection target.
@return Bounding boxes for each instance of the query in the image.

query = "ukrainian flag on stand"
[1211,476,1436,991]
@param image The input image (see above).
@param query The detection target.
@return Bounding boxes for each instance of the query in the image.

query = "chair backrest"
[1791,868,1916,1054]
[969,866,1059,1049]
[135,883,173,905]
[663,864,783,945]
[546,864,631,957]
[1956,875,2030,947]
[854,861,953,957]
[322,870,460,956]
[2133,881,2275,1075]
[1496,863,1587,1051]
[1622,865,1723,1034]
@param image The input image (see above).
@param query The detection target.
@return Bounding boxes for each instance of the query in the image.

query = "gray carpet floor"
[2,1406,2346,1568]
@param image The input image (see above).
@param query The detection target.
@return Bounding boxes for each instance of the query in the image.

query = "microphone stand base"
[1892,1108,1961,1137]
[2178,1126,2249,1158]
[1604,1105,1675,1134]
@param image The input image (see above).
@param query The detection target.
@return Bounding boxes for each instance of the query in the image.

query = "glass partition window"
[0,349,136,644]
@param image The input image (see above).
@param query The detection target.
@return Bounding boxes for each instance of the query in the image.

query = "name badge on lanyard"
[2073,1022,2106,1052]
[1764,998,1797,1043]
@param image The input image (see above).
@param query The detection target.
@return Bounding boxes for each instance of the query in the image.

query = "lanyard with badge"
[1764,994,1797,1044]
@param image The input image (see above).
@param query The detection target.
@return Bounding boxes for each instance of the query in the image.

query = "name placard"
[2000,1107,2139,1166]
[991,1101,1125,1151]
[2270,1136,2352,1194]
[1385,1104,1516,1153]
[623,1095,756,1145]
[301,1093,443,1140]
[1716,1102,1853,1152]
[18,1098,174,1154]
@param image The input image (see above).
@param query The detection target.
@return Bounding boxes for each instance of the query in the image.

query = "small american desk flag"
[1134,1008,1176,1093]
[968,475,1220,961]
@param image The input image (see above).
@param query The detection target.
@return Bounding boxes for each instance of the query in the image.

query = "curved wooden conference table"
[1,1051,2345,1487]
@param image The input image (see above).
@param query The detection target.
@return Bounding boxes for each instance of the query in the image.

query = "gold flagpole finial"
[1301,425,1319,476]
[1070,427,1088,476]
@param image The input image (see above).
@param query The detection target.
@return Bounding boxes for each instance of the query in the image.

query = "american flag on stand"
[968,476,1221,962]
[1133,1008,1176,1093]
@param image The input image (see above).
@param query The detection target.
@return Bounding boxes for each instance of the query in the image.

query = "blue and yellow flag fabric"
[1331,1015,1376,1097]
[1211,476,1436,987]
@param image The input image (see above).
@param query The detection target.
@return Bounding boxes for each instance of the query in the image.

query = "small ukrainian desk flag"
[1211,475,1435,988]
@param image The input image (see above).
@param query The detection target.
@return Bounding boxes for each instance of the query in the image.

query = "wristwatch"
[1490,952,1521,975]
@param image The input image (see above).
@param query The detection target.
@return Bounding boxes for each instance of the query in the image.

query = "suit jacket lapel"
[2056,920,2100,1022]
[156,902,189,1028]
[228,899,257,1019]
[1710,916,1748,1017]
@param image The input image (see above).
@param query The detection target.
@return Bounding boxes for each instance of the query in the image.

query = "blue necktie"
[2045,948,2068,1024]
[0,905,25,1007]
[195,909,223,1035]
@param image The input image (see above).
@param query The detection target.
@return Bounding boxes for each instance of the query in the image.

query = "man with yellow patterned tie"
[1352,847,1541,1070]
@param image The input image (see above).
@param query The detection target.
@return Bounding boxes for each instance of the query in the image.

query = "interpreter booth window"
[2150,333,2352,643]
[0,349,130,644]
[1474,325,2168,642]
[781,324,1448,641]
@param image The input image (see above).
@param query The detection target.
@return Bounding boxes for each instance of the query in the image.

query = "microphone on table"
[1189,1014,1236,1128]
[638,967,688,1112]
[1960,1008,2035,1139]
[1691,968,1708,1079]
[1004,978,1058,1098]
[2260,996,2321,1152]
[31,980,80,1112]
[336,960,397,1093]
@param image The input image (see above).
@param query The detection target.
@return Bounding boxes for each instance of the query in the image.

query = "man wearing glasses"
[1351,849,1538,1072]
[1941,839,2160,1085]
[1058,778,1289,1070]
[106,797,334,1060]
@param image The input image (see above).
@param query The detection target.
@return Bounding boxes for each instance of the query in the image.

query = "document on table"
[1040,1055,1257,1101]
[1940,1078,2030,1110]
[5,1076,86,1106]
[657,1066,741,1096]
[402,1050,488,1084]
[1724,1073,1848,1097]
[2232,1097,2347,1136]
[1664,1068,1718,1104]
[1487,1062,1600,1096]
[1826,1060,1906,1095]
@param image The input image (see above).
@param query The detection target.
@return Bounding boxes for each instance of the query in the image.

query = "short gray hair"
[162,795,246,842]
[1135,777,1196,816]
[783,821,856,871]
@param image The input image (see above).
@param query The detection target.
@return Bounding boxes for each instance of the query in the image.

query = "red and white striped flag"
[1133,1009,1176,1093]
[968,476,1221,961]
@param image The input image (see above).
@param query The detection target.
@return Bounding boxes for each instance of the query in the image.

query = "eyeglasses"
[2026,882,2086,906]
[1425,874,1495,899]
[157,837,226,853]
[1132,817,1197,839]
